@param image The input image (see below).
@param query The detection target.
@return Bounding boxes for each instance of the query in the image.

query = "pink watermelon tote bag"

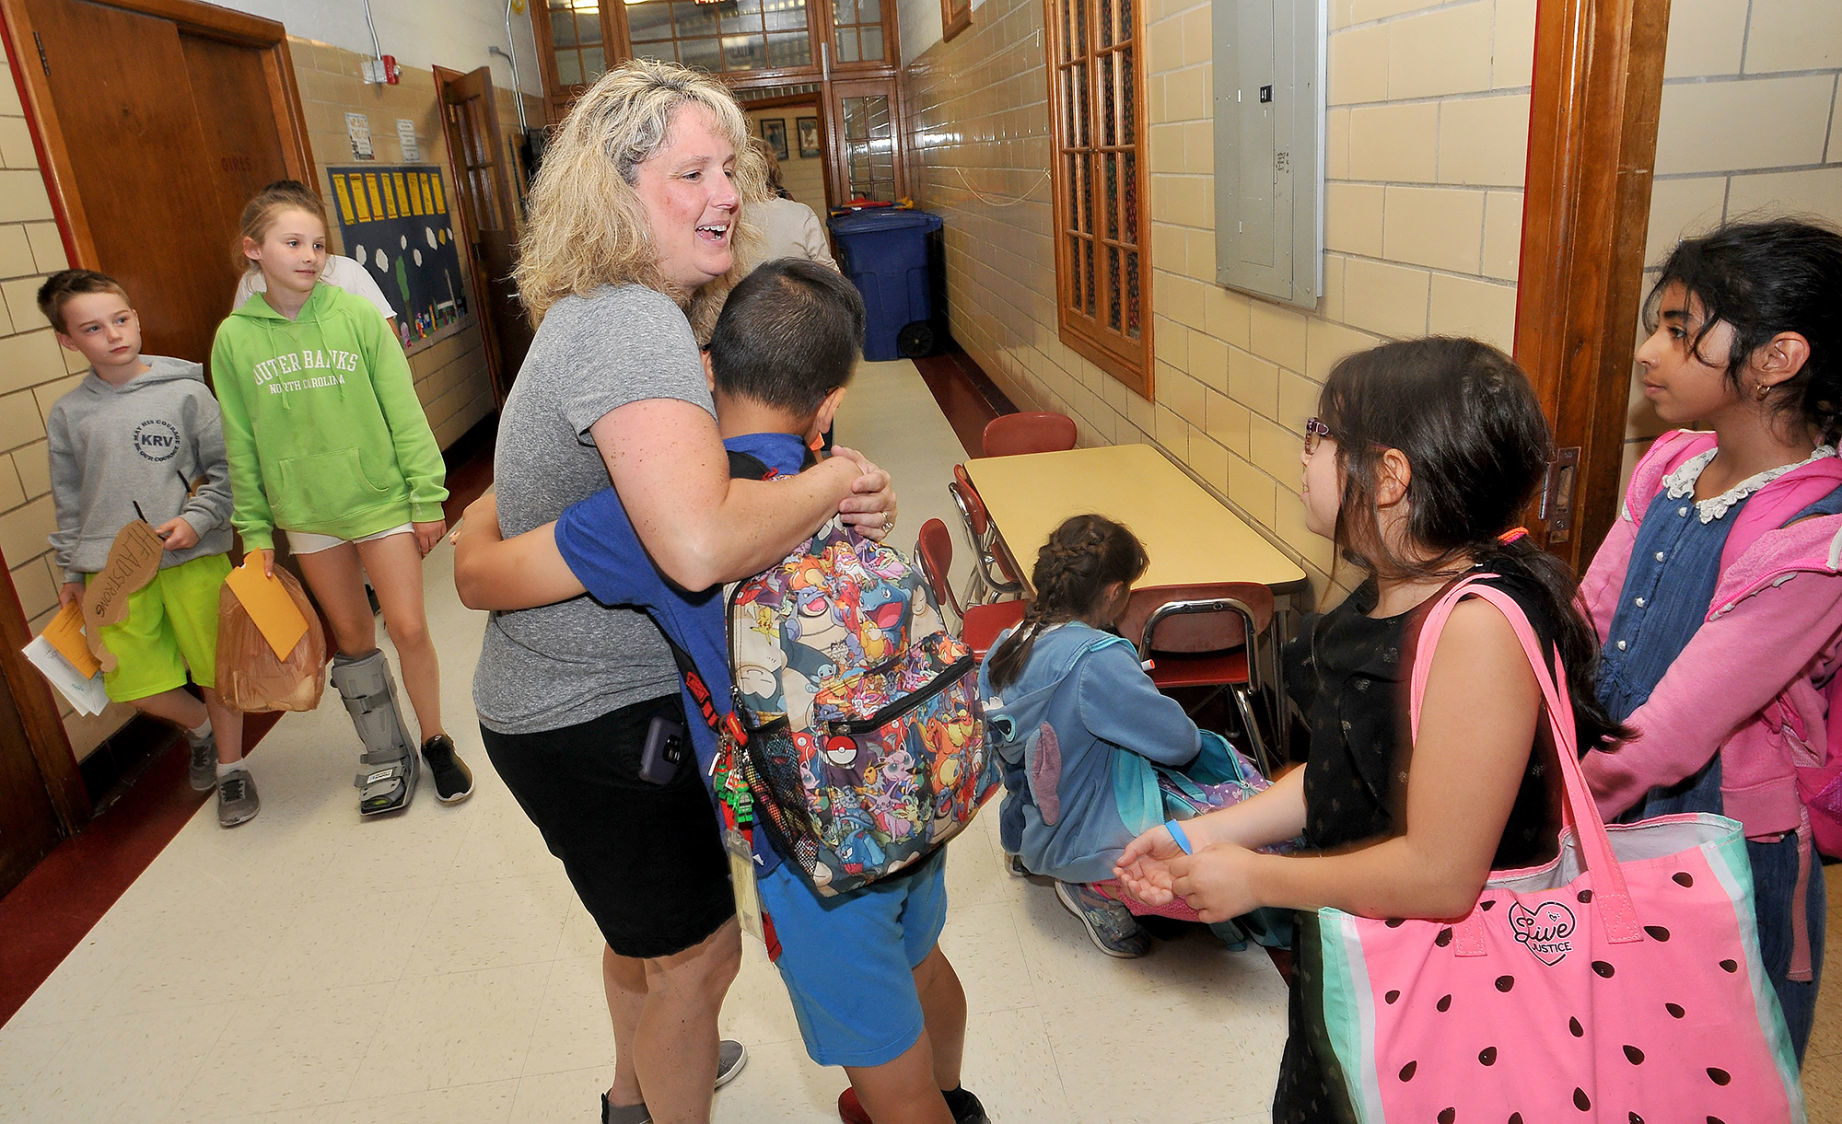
[1299,578,1805,1123]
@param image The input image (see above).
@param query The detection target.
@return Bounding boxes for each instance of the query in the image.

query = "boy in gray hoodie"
[40,269,255,827]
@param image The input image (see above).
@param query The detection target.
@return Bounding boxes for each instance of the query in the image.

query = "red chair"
[916,518,1026,663]
[948,464,1023,603]
[981,411,1078,457]
[1118,582,1277,777]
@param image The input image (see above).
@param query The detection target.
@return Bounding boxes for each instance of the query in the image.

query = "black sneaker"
[944,1087,989,1124]
[420,735,474,804]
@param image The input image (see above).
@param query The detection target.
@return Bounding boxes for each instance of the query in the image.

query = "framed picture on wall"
[797,116,821,158]
[761,118,789,161]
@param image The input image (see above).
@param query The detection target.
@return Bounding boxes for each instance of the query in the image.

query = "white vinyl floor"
[0,360,1288,1123]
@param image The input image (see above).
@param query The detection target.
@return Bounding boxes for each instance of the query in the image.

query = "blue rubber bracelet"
[1165,819,1194,855]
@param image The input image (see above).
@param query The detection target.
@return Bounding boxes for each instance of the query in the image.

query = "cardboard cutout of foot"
[80,520,165,672]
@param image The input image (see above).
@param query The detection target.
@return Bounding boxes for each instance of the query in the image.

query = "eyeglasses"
[1304,416,1333,456]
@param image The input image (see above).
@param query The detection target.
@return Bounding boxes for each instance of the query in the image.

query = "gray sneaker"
[714,1038,747,1089]
[217,767,259,827]
[1055,881,1151,958]
[186,731,216,792]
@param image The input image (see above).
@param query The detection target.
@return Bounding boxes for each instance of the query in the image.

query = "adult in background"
[743,137,837,271]
[473,60,895,1124]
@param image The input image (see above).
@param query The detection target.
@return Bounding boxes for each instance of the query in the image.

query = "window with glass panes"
[829,0,886,65]
[1046,0,1151,395]
[547,0,609,87]
[624,0,815,75]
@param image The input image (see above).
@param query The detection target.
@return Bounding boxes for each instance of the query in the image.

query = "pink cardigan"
[1578,429,1842,839]
[1578,430,1842,980]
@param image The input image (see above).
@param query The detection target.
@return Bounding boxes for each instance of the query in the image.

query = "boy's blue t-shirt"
[552,430,809,873]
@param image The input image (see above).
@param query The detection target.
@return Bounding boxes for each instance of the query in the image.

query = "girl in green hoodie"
[213,188,473,817]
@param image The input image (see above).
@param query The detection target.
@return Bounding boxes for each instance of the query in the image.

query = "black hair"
[984,514,1149,691]
[1320,336,1624,750]
[36,269,129,334]
[706,257,864,416]
[1646,218,1842,441]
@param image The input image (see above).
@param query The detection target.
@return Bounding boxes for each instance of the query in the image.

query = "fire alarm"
[362,55,400,85]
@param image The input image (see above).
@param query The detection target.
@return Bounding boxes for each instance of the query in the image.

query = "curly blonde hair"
[515,59,768,334]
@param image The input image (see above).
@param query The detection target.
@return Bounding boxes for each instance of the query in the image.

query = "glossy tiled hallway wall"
[905,0,1540,603]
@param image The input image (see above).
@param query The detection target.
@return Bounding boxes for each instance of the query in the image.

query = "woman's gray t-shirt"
[473,284,715,734]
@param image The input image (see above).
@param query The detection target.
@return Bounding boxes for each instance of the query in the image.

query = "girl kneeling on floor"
[979,514,1276,959]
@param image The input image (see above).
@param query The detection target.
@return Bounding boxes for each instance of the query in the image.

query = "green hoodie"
[212,282,447,551]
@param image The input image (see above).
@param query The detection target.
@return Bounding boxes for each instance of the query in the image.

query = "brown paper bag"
[216,566,326,712]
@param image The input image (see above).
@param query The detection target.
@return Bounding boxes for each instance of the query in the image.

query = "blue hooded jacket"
[978,621,1202,884]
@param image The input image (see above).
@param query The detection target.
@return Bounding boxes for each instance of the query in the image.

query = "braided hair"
[984,514,1149,691]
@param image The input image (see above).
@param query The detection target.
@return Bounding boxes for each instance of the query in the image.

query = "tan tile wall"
[1623,0,1842,486]
[906,0,1536,602]
[0,44,536,760]
[289,37,540,448]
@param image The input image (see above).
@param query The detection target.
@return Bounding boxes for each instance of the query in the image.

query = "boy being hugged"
[40,269,253,826]
[456,258,987,1124]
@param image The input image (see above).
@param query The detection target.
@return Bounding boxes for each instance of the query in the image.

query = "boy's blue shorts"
[756,847,949,1068]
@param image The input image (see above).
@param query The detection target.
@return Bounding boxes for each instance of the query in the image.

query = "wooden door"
[437,65,532,406]
[17,0,306,368]
[0,569,70,897]
[825,77,905,206]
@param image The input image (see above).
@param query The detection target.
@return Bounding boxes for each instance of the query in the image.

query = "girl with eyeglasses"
[1116,337,1623,1123]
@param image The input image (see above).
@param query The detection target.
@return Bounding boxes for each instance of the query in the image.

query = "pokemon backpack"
[719,515,996,896]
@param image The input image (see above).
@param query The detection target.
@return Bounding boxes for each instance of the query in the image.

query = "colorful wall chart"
[325,165,469,345]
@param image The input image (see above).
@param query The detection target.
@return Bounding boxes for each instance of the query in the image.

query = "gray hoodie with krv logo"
[46,356,234,582]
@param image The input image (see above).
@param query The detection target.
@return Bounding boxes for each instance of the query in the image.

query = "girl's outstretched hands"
[1166,843,1263,924]
[1118,825,1267,923]
[1115,824,1184,905]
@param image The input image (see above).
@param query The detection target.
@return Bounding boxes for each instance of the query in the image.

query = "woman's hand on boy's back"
[828,444,896,541]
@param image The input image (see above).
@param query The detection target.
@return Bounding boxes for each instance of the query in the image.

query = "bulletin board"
[324,164,470,346]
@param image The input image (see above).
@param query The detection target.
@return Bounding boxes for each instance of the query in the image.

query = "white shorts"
[285,524,414,554]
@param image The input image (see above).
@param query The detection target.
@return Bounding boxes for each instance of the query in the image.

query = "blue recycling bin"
[828,209,944,361]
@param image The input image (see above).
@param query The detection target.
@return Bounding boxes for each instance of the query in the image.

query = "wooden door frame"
[1513,0,1673,569]
[434,64,519,406]
[1,0,315,276]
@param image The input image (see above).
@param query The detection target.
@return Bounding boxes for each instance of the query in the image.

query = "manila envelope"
[41,599,100,678]
[224,559,309,660]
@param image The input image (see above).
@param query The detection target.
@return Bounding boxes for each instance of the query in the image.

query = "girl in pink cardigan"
[1579,218,1842,1062]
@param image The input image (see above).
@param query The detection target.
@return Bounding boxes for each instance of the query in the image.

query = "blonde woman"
[471,60,894,1123]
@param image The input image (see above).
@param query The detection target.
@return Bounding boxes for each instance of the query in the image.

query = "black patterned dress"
[1271,562,1562,1123]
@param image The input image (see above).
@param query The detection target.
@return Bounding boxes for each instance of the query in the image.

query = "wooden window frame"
[530,0,905,124]
[941,0,971,42]
[1043,0,1153,399]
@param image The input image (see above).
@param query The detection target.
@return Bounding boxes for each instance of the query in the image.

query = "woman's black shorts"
[481,693,734,959]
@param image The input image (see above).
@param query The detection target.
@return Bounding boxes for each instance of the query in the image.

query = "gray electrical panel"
[1213,0,1324,309]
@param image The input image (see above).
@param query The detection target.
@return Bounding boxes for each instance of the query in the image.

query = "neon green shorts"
[91,553,231,703]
